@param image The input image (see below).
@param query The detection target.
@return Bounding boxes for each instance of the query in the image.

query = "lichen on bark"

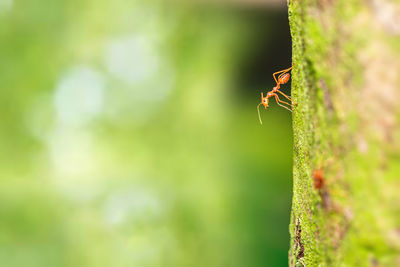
[287,0,400,266]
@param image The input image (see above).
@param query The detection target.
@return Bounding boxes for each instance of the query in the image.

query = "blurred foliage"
[0,0,292,266]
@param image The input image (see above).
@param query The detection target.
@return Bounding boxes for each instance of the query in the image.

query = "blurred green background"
[0,0,293,266]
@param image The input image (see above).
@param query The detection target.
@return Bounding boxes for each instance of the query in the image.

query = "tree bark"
[288,0,400,266]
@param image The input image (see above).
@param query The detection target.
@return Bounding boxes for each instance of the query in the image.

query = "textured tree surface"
[288,0,400,266]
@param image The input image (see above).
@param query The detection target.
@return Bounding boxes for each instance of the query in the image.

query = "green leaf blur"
[0,0,293,266]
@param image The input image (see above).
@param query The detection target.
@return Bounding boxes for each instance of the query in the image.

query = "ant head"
[258,93,270,125]
[262,97,269,107]
[260,92,269,107]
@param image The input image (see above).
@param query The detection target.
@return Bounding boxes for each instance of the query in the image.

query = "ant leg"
[277,90,297,105]
[273,65,294,85]
[273,92,293,107]
[273,94,293,112]
[278,98,294,110]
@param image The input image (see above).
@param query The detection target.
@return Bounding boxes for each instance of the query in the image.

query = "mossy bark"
[287,0,400,266]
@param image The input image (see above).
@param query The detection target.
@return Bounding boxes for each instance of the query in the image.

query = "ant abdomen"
[278,73,290,84]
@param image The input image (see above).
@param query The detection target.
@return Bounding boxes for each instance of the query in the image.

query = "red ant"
[312,168,332,211]
[312,169,325,190]
[257,65,296,124]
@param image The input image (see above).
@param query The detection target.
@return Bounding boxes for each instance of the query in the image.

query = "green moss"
[287,0,400,265]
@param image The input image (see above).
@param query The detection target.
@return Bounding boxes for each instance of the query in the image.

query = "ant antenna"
[257,103,263,125]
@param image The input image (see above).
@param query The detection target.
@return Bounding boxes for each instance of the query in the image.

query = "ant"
[312,169,325,190]
[312,168,332,211]
[257,64,296,124]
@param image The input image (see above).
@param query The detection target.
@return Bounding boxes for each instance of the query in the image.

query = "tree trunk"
[287,0,400,266]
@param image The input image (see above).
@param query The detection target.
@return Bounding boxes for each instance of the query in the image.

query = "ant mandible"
[257,64,296,124]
